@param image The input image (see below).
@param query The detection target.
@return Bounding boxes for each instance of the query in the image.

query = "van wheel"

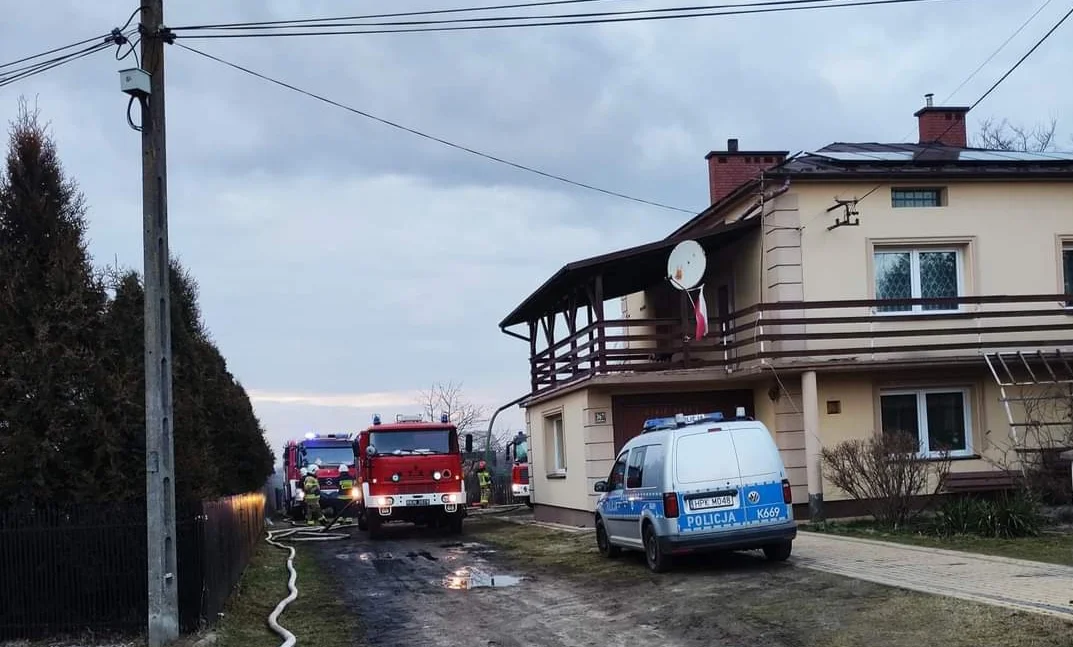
[763,540,792,562]
[643,523,671,573]
[595,519,621,558]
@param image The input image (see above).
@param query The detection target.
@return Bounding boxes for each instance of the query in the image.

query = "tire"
[595,519,621,558]
[763,540,793,562]
[367,514,384,540]
[447,513,464,535]
[525,498,534,509]
[643,523,671,573]
[357,510,368,531]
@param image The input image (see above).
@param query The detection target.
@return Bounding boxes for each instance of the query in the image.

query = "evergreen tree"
[0,101,111,505]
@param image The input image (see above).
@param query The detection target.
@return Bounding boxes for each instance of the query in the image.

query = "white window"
[545,413,566,474]
[874,247,962,313]
[879,388,973,458]
[1062,242,1072,308]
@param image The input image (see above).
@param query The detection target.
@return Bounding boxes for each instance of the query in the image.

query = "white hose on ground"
[264,520,358,647]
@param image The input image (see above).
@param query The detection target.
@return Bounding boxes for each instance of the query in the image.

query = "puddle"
[443,566,523,590]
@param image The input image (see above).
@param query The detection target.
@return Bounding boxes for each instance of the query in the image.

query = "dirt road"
[315,514,1073,647]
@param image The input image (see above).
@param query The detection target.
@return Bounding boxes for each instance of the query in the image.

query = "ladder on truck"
[983,350,1073,443]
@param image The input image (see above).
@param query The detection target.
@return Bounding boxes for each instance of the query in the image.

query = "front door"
[602,452,633,542]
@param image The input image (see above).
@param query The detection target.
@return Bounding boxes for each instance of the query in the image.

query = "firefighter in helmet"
[303,464,325,525]
[337,463,355,524]
[476,460,492,508]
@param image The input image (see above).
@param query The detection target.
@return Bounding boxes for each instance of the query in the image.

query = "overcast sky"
[2,0,1070,462]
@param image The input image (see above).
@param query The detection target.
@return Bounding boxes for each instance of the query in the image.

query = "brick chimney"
[914,93,970,147]
[705,139,788,205]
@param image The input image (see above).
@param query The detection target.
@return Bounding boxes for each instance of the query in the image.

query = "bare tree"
[821,432,951,529]
[417,381,487,437]
[975,117,1058,152]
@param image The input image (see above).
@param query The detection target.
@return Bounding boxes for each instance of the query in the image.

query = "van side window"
[640,444,664,489]
[608,454,628,491]
[626,447,647,489]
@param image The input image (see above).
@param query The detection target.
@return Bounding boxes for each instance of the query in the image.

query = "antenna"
[666,240,707,291]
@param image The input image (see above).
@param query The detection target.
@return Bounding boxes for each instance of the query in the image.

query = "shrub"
[929,491,1045,539]
[821,431,951,530]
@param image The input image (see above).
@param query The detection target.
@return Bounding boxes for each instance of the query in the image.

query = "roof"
[499,217,759,328]
[770,142,1073,179]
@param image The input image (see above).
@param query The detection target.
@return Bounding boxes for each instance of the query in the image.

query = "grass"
[803,519,1073,566]
[200,535,362,647]
[465,517,1073,647]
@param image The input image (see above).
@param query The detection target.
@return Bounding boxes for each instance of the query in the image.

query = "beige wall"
[524,388,610,514]
[813,368,1045,502]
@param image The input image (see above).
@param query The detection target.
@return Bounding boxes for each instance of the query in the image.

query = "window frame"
[891,187,945,208]
[879,387,974,459]
[544,412,567,476]
[607,452,628,492]
[873,246,964,315]
[1061,241,1073,309]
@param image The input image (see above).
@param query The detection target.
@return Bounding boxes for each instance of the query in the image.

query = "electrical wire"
[176,42,695,213]
[0,33,111,70]
[173,0,620,31]
[0,41,113,89]
[174,0,937,31]
[173,0,973,38]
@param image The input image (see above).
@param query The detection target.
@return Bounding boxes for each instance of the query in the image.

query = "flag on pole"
[694,285,709,339]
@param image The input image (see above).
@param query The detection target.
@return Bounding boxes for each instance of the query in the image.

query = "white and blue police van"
[593,408,797,572]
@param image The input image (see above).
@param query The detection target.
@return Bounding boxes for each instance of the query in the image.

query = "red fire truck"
[281,433,359,520]
[505,432,533,508]
[353,413,472,539]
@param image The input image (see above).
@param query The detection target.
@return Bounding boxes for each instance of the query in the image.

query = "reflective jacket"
[302,475,321,500]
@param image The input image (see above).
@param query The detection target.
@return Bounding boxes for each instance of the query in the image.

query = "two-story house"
[498,97,1073,528]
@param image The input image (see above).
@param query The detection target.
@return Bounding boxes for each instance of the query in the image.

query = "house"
[498,97,1073,527]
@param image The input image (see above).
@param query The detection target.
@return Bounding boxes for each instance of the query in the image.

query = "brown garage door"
[611,390,755,454]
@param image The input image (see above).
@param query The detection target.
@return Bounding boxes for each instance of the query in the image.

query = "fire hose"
[264,499,360,647]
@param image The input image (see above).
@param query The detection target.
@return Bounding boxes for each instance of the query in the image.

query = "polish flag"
[694,286,709,339]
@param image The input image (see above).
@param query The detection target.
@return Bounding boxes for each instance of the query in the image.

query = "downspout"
[483,393,532,465]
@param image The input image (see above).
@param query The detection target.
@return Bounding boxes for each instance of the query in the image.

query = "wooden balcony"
[530,294,1073,393]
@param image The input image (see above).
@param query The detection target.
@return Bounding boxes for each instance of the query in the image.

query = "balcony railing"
[530,294,1073,392]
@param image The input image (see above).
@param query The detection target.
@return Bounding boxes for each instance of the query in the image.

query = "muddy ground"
[313,511,1073,647]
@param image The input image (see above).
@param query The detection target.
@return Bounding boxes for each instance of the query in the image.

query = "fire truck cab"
[353,413,473,539]
[505,432,533,508]
[281,433,359,519]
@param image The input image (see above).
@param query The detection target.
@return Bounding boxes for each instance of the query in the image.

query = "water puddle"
[443,566,523,590]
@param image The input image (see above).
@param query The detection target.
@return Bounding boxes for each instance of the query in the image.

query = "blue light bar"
[304,432,316,440]
[372,414,381,425]
[642,411,725,432]
[440,412,449,424]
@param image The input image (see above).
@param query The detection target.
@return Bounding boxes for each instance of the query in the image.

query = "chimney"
[705,138,788,205]
[914,93,970,147]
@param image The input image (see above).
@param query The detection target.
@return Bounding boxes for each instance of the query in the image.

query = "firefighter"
[476,460,492,508]
[303,464,324,525]
[338,464,355,524]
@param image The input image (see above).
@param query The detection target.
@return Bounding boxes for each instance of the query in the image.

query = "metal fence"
[0,493,264,640]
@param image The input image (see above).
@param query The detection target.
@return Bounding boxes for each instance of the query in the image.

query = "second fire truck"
[353,413,472,539]
[281,433,359,519]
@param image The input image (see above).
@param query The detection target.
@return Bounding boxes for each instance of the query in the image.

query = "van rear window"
[674,430,741,485]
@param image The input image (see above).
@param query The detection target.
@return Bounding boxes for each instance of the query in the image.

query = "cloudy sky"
[2,0,1070,462]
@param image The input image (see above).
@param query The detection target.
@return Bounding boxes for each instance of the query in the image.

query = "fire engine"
[353,413,472,539]
[504,432,533,508]
[281,432,359,519]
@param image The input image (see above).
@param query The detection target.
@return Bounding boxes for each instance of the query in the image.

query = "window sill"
[873,307,963,316]
[546,472,567,480]
[923,453,979,462]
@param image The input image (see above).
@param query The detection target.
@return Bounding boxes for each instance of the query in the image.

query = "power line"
[174,0,972,39]
[174,0,917,31]
[176,43,695,213]
[0,33,111,70]
[173,0,619,30]
[0,42,114,89]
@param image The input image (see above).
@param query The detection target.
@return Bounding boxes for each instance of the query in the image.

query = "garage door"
[611,390,755,453]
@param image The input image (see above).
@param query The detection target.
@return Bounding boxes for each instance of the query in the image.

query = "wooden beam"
[593,274,606,371]
[528,320,538,393]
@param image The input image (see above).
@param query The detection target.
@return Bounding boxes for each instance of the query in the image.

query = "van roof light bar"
[642,411,725,433]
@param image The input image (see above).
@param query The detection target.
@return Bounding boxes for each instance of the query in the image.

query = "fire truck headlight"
[376,496,394,507]
[391,473,401,483]
[433,471,442,481]
[441,493,458,504]
[296,491,305,502]
[351,489,362,500]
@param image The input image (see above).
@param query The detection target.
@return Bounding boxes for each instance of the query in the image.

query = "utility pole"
[139,1,178,644]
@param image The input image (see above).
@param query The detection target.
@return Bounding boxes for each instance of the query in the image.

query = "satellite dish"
[667,240,706,290]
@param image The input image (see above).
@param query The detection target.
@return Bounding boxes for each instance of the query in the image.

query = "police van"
[593,408,797,572]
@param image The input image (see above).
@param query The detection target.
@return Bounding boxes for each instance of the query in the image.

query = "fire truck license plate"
[405,498,429,507]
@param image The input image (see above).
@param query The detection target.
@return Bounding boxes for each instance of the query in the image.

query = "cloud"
[246,389,420,409]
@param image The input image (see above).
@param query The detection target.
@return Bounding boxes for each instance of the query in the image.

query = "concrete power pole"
[139,1,179,644]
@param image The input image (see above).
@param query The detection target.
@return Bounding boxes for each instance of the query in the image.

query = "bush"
[929,491,1045,539]
[821,431,951,530]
